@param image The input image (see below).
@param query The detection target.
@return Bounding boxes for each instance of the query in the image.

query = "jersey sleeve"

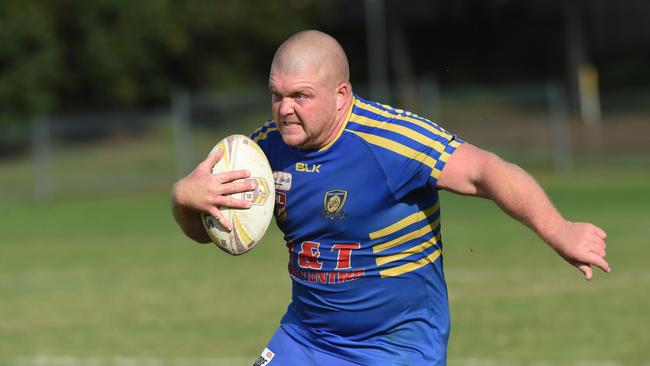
[250,120,278,155]
[347,104,463,200]
[385,121,463,199]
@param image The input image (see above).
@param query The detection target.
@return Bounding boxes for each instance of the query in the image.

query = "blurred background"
[1,0,648,365]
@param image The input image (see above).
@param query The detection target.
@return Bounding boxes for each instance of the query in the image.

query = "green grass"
[1,138,649,365]
[0,191,290,361]
[443,170,650,365]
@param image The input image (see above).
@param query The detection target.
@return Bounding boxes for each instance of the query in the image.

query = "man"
[171,30,610,365]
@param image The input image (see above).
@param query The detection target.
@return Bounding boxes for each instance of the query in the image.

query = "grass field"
[1,135,649,366]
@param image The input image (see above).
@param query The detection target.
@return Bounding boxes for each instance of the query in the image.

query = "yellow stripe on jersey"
[251,120,274,136]
[253,127,278,142]
[369,202,439,240]
[355,99,452,141]
[379,249,441,278]
[349,114,446,153]
[375,235,439,266]
[348,130,442,176]
[438,139,462,165]
[373,217,440,253]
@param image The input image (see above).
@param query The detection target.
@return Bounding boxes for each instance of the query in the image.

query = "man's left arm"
[437,142,610,280]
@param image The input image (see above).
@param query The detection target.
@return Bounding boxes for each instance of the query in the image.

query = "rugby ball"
[201,134,275,255]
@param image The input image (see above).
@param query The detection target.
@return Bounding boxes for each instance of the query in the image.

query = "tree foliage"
[0,0,336,125]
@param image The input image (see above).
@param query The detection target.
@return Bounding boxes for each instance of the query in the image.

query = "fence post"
[364,0,390,102]
[418,73,441,119]
[171,89,194,178]
[546,81,572,171]
[31,116,53,199]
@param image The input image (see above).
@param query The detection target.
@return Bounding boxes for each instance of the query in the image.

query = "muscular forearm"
[475,155,565,245]
[439,143,610,279]
[171,183,212,243]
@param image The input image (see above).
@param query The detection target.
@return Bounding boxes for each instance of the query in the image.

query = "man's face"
[269,66,339,149]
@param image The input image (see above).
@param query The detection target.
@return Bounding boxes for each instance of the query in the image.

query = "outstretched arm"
[437,143,610,280]
[171,149,255,243]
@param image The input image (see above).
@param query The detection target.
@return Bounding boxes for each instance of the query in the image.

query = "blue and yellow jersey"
[251,95,463,365]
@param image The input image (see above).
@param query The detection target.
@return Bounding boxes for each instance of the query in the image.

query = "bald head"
[271,30,350,87]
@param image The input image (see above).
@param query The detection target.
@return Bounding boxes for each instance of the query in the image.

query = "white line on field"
[9,356,254,366]
[7,356,648,366]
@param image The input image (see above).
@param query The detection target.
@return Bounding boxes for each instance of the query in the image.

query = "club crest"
[322,189,348,220]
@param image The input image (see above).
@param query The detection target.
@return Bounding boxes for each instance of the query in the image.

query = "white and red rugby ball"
[201,134,275,255]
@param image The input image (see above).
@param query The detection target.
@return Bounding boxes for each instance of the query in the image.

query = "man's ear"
[336,82,350,110]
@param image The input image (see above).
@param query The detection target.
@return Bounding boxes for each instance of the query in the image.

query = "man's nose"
[279,98,294,116]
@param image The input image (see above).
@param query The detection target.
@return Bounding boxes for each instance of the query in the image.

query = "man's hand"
[172,149,255,241]
[545,221,610,280]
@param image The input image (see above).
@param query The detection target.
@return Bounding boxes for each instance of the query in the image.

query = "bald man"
[171,30,609,365]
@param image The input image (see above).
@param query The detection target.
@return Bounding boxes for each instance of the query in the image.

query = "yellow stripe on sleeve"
[251,121,274,137]
[348,130,439,172]
[439,139,462,164]
[379,249,441,278]
[428,139,462,178]
[355,99,452,141]
[253,127,278,142]
[349,114,446,153]
[369,202,439,240]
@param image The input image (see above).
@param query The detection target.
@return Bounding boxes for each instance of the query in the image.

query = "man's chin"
[280,133,306,148]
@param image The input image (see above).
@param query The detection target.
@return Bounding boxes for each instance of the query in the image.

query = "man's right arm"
[437,143,610,280]
[171,149,255,243]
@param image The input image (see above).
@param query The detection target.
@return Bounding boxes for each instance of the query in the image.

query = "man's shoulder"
[346,95,456,156]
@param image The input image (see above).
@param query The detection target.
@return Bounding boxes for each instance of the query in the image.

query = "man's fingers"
[213,194,252,209]
[591,246,606,257]
[216,180,256,196]
[215,169,251,183]
[580,251,610,274]
[578,264,593,281]
[593,226,607,240]
[200,149,224,172]
[588,253,611,273]
[207,207,232,232]
[593,237,606,249]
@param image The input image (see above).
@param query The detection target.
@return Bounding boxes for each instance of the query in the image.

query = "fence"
[1,82,648,201]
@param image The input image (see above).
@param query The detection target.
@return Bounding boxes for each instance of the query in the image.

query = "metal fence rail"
[1,83,648,201]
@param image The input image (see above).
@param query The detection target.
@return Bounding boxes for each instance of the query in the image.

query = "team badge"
[322,189,348,220]
[273,171,292,191]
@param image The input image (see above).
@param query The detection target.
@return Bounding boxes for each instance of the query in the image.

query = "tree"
[0,0,337,129]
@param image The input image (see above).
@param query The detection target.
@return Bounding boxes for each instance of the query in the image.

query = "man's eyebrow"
[292,86,314,94]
